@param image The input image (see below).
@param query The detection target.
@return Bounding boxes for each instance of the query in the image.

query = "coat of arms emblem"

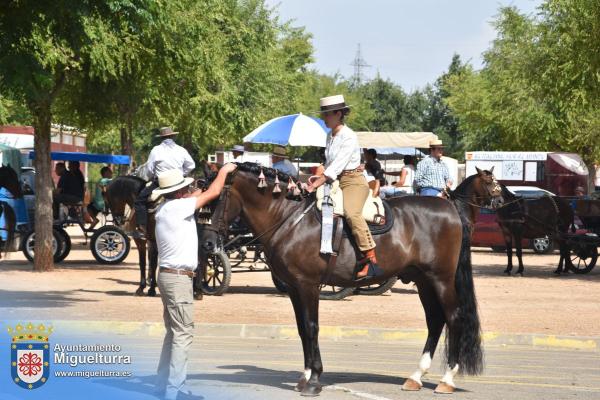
[8,322,52,390]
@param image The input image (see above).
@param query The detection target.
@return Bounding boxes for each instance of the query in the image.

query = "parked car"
[472,186,559,254]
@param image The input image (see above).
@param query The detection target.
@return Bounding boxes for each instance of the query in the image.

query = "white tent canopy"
[356,132,438,149]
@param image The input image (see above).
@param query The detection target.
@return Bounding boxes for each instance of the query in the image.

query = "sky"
[264,0,543,91]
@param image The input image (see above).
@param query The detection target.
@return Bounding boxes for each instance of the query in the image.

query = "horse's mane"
[452,173,482,196]
[108,175,146,194]
[236,162,297,184]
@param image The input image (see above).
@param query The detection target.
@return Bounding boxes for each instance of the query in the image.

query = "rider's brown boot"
[356,248,384,279]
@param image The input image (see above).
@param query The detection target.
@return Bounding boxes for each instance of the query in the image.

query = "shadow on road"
[0,289,97,308]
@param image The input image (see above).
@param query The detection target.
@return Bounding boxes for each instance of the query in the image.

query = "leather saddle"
[316,180,386,224]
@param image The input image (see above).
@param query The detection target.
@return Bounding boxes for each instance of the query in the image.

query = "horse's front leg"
[503,233,513,275]
[515,236,524,276]
[147,240,159,297]
[288,284,323,396]
[554,239,568,274]
[135,238,147,296]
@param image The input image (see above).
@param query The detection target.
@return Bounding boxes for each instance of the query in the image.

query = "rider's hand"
[308,175,321,185]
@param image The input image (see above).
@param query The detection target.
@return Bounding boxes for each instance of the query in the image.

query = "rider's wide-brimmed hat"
[429,139,445,148]
[156,126,178,137]
[271,145,289,158]
[319,95,351,113]
[230,145,245,153]
[152,169,194,196]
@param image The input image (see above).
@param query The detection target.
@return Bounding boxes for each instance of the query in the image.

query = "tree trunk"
[119,127,129,175]
[33,108,54,271]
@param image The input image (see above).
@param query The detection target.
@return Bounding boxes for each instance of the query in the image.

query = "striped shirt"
[415,156,450,190]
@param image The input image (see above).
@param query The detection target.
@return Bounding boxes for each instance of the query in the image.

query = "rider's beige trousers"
[339,171,376,252]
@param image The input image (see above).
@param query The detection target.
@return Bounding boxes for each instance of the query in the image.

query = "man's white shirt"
[155,197,197,270]
[323,125,361,181]
[146,139,195,179]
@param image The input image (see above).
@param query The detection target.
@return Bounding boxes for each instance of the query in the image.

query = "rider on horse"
[306,95,383,280]
[134,127,195,238]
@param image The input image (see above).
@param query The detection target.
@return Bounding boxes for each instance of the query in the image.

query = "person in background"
[415,140,452,197]
[231,145,245,161]
[271,146,298,177]
[379,155,416,198]
[68,160,85,197]
[363,148,386,186]
[53,161,84,220]
[86,166,113,230]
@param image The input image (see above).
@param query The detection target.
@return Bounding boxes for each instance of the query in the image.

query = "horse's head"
[473,166,503,208]
[0,165,22,198]
[201,162,304,252]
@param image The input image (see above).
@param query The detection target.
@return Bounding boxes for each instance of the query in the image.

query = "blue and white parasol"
[243,113,330,147]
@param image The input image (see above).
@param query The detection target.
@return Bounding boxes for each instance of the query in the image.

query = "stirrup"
[355,260,385,281]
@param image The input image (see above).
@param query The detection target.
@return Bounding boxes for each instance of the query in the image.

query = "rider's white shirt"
[155,197,197,270]
[146,139,195,179]
[323,125,361,181]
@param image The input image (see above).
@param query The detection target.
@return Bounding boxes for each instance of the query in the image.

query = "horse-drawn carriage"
[562,198,600,273]
[8,151,133,264]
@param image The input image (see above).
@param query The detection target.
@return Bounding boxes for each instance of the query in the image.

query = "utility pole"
[350,43,370,87]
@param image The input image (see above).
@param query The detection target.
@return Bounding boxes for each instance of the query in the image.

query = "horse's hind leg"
[135,238,147,296]
[503,233,513,275]
[403,279,445,391]
[554,239,568,274]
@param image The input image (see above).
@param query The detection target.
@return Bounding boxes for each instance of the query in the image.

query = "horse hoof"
[434,382,455,394]
[402,378,422,391]
[134,288,144,296]
[504,271,511,276]
[300,383,322,397]
[294,377,307,392]
[147,289,157,297]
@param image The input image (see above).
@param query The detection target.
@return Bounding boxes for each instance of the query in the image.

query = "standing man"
[134,127,195,238]
[271,145,298,177]
[153,163,237,400]
[415,139,452,197]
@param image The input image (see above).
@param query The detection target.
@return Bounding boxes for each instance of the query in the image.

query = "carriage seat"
[316,180,385,224]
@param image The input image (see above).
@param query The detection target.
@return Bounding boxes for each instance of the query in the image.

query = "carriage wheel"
[355,277,398,296]
[226,246,247,267]
[90,226,131,265]
[201,250,232,296]
[54,228,71,263]
[22,228,66,263]
[565,244,598,274]
[319,285,353,300]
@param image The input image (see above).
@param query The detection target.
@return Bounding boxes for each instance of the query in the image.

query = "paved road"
[69,334,600,400]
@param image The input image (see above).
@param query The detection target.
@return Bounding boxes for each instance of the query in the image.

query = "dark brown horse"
[105,175,159,296]
[495,185,574,275]
[204,163,502,395]
[0,165,21,257]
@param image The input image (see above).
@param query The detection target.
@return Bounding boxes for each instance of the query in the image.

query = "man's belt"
[159,267,195,278]
[338,167,363,177]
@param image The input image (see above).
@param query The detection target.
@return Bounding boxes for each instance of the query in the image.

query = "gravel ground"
[1,228,599,336]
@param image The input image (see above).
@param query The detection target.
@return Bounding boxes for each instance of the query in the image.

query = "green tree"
[0,0,161,270]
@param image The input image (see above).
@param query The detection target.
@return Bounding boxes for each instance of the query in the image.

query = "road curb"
[9,320,599,352]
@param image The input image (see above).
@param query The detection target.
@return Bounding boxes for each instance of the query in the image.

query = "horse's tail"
[446,215,484,375]
[0,201,16,256]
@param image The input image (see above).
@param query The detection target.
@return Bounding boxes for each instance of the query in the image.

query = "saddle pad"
[314,199,394,236]
[316,180,386,224]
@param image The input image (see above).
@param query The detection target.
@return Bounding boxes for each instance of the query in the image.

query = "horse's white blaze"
[304,368,312,381]
[408,351,431,385]
[440,364,459,387]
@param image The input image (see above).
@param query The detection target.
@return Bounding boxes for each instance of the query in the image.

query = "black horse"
[495,185,574,275]
[203,163,502,395]
[0,165,21,257]
[105,175,160,296]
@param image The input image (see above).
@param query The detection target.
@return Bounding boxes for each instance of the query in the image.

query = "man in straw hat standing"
[153,163,236,400]
[307,94,384,281]
[134,127,196,238]
[271,145,298,177]
[415,139,452,197]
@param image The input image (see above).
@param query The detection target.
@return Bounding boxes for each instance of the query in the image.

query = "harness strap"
[321,216,345,285]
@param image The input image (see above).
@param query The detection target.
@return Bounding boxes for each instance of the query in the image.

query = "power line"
[350,43,370,86]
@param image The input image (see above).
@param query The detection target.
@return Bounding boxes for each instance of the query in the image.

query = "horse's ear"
[475,166,482,175]
[489,166,495,173]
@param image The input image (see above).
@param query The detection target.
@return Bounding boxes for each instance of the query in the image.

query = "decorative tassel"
[273,174,281,193]
[287,177,297,194]
[257,168,267,188]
